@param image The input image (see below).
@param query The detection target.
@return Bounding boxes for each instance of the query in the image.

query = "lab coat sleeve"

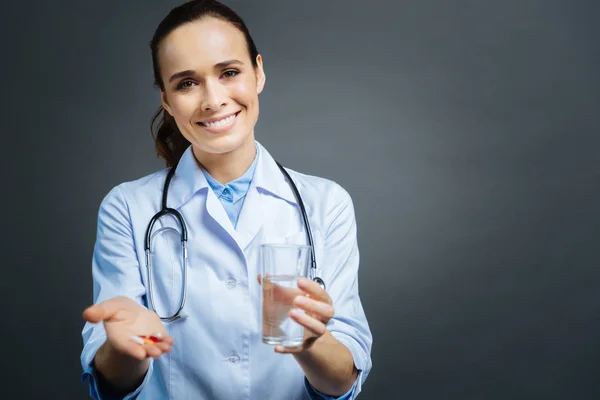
[80,185,154,400]
[304,183,373,400]
[305,377,356,400]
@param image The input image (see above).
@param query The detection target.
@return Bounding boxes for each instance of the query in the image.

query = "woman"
[81,1,372,399]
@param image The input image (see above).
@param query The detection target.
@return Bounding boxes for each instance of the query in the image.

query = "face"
[158,17,265,159]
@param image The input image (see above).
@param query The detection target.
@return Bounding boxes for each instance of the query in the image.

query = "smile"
[198,111,240,129]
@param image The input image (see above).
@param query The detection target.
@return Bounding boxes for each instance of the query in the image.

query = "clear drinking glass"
[261,244,310,346]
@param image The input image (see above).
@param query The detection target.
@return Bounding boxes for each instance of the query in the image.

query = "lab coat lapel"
[205,187,237,240]
[235,142,297,251]
[234,182,269,251]
[168,146,237,242]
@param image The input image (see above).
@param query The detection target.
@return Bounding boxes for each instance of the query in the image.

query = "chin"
[193,131,253,156]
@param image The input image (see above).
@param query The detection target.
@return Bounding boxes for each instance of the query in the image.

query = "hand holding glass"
[261,244,310,347]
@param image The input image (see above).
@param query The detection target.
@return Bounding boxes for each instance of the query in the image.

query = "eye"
[222,69,239,79]
[176,79,196,90]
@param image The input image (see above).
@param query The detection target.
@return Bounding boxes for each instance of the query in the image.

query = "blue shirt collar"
[168,141,297,210]
[200,144,259,204]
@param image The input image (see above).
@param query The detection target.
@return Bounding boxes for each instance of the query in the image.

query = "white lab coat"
[81,141,372,400]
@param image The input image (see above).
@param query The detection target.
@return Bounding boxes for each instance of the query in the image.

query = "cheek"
[170,97,198,121]
[232,80,258,108]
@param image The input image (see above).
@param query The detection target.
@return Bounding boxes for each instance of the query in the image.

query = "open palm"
[83,296,174,360]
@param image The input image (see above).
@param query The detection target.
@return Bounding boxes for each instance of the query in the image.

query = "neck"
[193,138,257,184]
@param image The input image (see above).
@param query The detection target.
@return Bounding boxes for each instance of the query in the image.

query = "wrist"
[293,331,358,396]
[293,330,330,360]
[93,340,150,395]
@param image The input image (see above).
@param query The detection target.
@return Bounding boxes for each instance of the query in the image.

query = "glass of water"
[261,243,310,346]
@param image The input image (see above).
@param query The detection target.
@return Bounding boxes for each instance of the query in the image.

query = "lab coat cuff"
[81,335,154,400]
[81,361,154,400]
[330,332,371,397]
[304,376,358,400]
[303,332,369,400]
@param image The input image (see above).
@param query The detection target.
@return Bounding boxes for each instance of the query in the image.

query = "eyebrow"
[168,59,245,83]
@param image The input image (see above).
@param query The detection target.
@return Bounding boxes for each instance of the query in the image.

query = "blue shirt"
[200,148,259,229]
[81,141,372,399]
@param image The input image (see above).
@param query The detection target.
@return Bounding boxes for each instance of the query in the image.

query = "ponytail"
[150,107,190,168]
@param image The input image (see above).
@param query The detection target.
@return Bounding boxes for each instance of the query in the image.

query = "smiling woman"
[80,1,372,399]
[149,1,261,172]
[156,14,263,182]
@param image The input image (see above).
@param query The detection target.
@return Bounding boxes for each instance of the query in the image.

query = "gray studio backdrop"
[1,0,599,399]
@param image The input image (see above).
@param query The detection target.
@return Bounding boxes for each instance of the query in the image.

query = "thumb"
[82,296,131,323]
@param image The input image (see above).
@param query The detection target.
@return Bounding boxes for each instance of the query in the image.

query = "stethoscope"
[144,161,326,322]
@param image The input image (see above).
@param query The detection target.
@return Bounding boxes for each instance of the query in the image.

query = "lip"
[199,111,240,124]
[196,111,240,134]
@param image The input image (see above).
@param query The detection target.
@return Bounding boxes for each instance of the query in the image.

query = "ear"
[161,91,173,116]
[255,54,266,95]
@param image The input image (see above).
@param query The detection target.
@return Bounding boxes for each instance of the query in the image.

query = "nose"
[201,80,227,111]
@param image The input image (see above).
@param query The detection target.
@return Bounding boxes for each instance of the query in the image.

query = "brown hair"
[149,0,260,167]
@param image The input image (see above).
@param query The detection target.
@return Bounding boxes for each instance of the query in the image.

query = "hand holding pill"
[83,296,175,361]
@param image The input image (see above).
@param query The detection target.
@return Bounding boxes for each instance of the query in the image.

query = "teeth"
[202,113,236,128]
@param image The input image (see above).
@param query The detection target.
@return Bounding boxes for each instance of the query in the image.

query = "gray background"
[1,0,599,399]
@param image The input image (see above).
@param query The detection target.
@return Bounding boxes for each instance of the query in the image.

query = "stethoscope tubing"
[144,161,325,322]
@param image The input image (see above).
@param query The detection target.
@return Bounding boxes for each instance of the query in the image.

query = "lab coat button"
[228,354,240,364]
[225,279,237,288]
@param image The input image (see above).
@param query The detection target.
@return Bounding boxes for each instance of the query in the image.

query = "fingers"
[289,309,328,337]
[293,295,334,322]
[82,296,137,323]
[125,343,160,360]
[272,286,334,355]
[260,275,331,306]
[143,343,163,359]
[153,341,173,353]
[159,336,175,346]
[274,344,303,354]
[274,336,319,355]
[273,285,302,306]
[127,334,175,360]
[272,312,327,354]
[125,340,158,360]
[82,305,105,323]
[106,331,174,362]
[108,333,147,360]
[127,342,148,360]
[261,275,302,305]
[141,340,173,360]
[297,278,331,304]
[84,297,174,361]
